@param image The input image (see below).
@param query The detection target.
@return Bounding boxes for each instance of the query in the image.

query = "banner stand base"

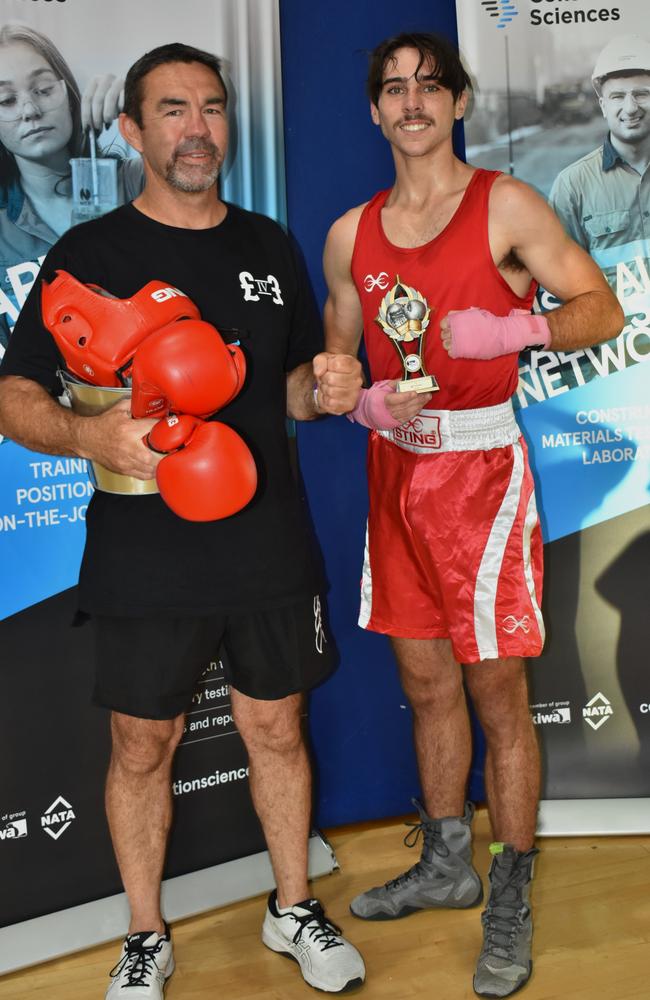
[538,798,650,836]
[0,830,338,976]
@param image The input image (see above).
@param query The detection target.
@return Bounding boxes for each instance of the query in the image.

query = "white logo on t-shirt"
[239,271,283,305]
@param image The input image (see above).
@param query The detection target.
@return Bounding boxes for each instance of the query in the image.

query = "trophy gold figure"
[375,276,439,393]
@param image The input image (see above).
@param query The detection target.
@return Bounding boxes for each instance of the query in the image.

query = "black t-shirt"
[0,203,323,615]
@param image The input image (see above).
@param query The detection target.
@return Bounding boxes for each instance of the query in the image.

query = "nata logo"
[582,692,613,731]
[41,796,76,841]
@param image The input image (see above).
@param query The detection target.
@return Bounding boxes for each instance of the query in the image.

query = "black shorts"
[91,595,334,720]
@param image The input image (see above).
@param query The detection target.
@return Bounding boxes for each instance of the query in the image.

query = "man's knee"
[394,639,464,714]
[466,658,533,742]
[110,711,184,775]
[232,692,303,757]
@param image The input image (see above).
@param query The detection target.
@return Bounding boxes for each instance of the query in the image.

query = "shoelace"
[384,819,450,890]
[290,904,344,951]
[482,867,529,962]
[109,938,164,987]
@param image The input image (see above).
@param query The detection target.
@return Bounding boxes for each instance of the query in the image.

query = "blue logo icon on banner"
[480,0,518,28]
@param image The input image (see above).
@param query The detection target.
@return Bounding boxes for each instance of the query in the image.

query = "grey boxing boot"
[350,799,483,920]
[473,843,540,998]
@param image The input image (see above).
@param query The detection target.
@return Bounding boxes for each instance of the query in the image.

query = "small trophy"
[375,276,439,393]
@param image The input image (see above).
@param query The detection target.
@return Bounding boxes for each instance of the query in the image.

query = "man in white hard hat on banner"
[550,35,650,269]
[548,35,650,389]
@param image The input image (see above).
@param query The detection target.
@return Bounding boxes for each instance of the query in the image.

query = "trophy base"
[396,375,439,394]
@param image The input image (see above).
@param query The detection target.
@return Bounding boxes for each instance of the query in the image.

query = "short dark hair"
[123,42,227,127]
[367,32,472,105]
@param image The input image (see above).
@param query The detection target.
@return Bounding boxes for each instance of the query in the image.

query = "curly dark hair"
[367,32,472,106]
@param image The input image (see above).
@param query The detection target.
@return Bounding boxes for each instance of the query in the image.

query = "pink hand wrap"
[447,308,551,359]
[346,380,401,431]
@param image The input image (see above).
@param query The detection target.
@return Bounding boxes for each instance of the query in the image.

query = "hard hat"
[592,35,650,87]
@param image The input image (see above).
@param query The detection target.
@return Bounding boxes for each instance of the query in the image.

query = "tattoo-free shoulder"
[324,201,369,269]
[490,173,547,216]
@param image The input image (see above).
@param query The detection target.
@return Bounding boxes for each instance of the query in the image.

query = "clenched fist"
[313,352,363,415]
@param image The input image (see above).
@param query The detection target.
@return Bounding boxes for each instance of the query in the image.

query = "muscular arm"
[493,176,623,350]
[323,208,365,358]
[323,208,429,423]
[0,375,160,479]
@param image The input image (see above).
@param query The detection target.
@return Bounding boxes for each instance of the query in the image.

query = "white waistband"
[377,400,519,454]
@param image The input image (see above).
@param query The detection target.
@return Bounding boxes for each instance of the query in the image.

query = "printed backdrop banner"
[0,0,281,928]
[456,0,650,798]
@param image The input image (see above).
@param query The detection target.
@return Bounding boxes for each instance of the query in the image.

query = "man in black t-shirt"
[0,43,365,999]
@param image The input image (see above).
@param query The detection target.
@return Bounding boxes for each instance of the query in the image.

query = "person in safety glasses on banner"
[0,23,142,359]
[323,31,622,999]
[0,43,366,999]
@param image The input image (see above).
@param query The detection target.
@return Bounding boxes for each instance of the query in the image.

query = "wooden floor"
[1,807,649,999]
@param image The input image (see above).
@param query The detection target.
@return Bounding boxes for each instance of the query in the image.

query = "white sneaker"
[262,890,365,992]
[105,925,175,998]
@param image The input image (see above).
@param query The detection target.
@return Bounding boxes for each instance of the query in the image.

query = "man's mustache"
[396,115,435,127]
[173,138,221,159]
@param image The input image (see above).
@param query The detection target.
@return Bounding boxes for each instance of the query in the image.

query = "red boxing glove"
[346,380,402,430]
[147,414,257,521]
[41,270,201,386]
[147,413,203,453]
[446,308,551,359]
[130,319,246,419]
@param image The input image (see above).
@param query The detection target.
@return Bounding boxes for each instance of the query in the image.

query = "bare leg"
[464,657,540,851]
[391,637,472,818]
[105,711,184,934]
[230,689,311,907]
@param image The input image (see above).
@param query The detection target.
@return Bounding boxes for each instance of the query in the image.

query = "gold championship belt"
[375,275,439,394]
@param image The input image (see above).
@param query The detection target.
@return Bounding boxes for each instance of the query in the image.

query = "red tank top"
[350,169,536,410]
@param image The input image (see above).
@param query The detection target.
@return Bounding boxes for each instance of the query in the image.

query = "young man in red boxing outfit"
[324,32,622,998]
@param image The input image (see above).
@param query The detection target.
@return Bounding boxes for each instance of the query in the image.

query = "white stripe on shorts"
[473,441,525,660]
[522,488,545,646]
[358,523,373,628]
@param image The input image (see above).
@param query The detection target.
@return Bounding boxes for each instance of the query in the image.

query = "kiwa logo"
[480,0,518,29]
[0,815,27,841]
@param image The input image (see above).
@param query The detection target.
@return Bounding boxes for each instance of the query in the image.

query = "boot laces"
[384,819,450,889]
[109,936,164,987]
[290,903,344,951]
[482,867,529,961]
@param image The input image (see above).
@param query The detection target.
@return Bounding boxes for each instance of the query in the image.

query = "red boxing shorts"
[359,402,544,663]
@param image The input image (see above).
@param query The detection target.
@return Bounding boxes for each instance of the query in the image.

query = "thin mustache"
[396,116,434,127]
